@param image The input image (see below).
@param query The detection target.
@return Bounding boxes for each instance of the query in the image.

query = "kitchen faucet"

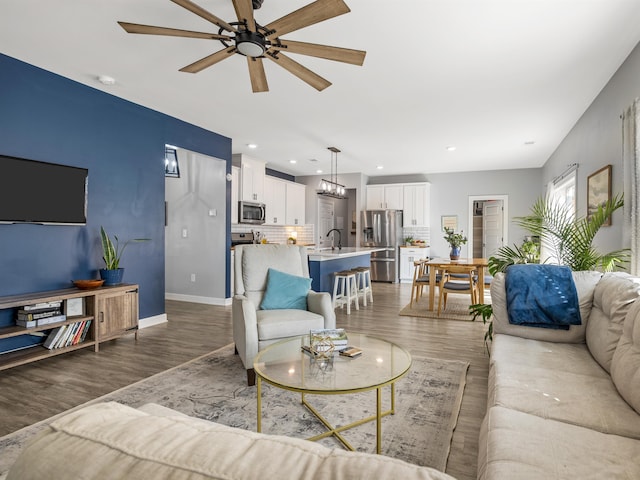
[326,228,342,250]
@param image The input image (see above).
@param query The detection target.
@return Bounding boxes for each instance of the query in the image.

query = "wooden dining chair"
[437,264,479,315]
[410,259,440,307]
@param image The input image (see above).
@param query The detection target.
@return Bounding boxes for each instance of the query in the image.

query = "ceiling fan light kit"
[118,0,366,92]
[235,30,267,57]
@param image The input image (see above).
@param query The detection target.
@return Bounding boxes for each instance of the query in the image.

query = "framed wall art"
[441,215,458,232]
[587,164,612,225]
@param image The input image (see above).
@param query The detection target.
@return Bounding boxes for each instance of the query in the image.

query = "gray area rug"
[0,344,469,474]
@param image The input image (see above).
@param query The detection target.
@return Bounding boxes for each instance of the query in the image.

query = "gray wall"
[543,41,640,257]
[417,168,541,258]
[165,148,227,304]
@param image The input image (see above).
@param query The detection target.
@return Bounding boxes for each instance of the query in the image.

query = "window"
[164,146,180,178]
[542,167,577,264]
[549,171,576,219]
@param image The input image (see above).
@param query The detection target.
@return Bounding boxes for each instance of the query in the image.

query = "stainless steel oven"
[238,201,266,225]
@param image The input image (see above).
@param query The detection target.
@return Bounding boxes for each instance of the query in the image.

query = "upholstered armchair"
[232,244,336,385]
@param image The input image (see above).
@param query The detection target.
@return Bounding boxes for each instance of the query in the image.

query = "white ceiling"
[2,1,640,178]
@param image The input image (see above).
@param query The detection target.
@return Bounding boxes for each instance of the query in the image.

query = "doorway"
[317,197,334,248]
[165,147,227,304]
[467,195,508,258]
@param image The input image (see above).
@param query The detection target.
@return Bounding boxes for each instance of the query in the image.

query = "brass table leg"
[256,376,262,433]
[376,387,382,454]
[391,381,396,414]
[260,381,399,454]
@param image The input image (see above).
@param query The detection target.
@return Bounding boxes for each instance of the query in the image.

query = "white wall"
[165,148,227,304]
[542,41,640,256]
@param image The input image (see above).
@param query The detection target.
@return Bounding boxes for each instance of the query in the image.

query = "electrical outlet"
[190,273,196,282]
[182,228,188,238]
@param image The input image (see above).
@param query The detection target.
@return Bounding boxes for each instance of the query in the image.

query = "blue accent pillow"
[260,268,311,311]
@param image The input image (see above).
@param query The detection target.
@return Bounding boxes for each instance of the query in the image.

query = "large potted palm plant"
[470,194,628,352]
[100,226,149,286]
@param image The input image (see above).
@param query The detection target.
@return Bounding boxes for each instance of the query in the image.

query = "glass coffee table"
[253,333,412,453]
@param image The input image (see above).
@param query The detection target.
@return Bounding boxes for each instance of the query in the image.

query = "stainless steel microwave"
[238,201,266,224]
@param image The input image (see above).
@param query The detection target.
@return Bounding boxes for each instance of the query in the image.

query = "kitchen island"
[307,247,384,294]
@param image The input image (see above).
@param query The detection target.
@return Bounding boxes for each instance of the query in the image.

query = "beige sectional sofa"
[478,271,640,479]
[6,402,456,480]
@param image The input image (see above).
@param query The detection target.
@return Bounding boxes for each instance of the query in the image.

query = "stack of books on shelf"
[16,301,66,328]
[43,320,92,350]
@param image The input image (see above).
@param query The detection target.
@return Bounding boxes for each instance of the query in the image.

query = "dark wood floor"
[0,282,488,480]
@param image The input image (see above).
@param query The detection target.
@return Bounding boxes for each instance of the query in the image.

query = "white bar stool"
[353,266,373,306]
[332,270,359,314]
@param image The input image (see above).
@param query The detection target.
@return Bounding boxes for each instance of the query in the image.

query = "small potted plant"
[100,226,150,286]
[404,236,414,247]
[443,227,467,260]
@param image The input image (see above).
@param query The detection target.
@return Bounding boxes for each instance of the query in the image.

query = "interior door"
[317,198,334,248]
[483,200,504,257]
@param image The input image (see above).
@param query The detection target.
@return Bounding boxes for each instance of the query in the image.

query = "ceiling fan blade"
[265,52,331,91]
[170,0,237,33]
[247,57,269,92]
[179,46,236,73]
[264,0,350,39]
[232,0,256,32]
[118,22,232,41]
[272,39,365,66]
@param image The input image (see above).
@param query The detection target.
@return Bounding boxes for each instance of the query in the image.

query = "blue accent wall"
[0,54,231,342]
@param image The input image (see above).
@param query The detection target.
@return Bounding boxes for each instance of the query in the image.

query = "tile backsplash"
[402,226,430,245]
[233,224,429,247]
[232,224,315,245]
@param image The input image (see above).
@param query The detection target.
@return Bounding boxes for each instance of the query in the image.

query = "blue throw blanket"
[505,264,581,330]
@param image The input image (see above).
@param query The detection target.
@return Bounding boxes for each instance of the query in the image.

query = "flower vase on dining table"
[449,246,461,260]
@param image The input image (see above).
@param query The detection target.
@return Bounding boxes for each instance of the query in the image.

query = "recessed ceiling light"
[247,143,257,149]
[289,159,297,164]
[446,146,456,151]
[316,169,323,174]
[97,75,116,86]
[524,141,536,146]
[376,166,383,170]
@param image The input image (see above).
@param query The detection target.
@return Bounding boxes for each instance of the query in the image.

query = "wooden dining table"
[425,257,490,311]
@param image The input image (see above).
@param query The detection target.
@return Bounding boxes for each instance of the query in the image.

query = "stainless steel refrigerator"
[361,210,403,282]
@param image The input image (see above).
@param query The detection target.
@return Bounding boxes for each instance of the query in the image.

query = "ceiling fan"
[118,0,366,92]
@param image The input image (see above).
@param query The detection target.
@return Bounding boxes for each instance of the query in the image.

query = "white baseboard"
[139,313,167,329]
[165,292,232,306]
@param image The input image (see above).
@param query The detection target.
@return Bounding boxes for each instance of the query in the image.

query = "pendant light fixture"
[318,147,346,199]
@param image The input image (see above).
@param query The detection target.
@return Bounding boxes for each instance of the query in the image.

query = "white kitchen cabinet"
[233,154,265,203]
[231,166,240,224]
[399,246,430,283]
[403,183,431,227]
[285,182,306,225]
[264,176,286,225]
[366,184,403,210]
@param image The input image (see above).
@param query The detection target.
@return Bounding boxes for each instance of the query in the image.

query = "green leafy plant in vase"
[100,226,150,286]
[443,227,467,260]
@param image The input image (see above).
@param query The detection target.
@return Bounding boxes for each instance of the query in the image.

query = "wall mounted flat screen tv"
[0,155,88,225]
